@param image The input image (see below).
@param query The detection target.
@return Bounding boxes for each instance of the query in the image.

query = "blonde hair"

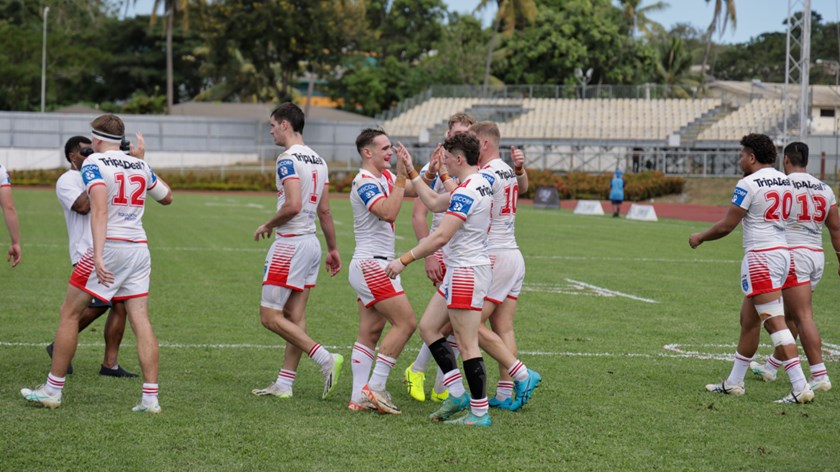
[90,114,125,137]
[448,112,475,130]
[469,121,500,146]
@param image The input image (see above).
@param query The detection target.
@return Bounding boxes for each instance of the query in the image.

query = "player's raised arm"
[396,143,450,212]
[512,146,529,194]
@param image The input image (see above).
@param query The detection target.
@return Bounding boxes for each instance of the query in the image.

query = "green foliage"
[523,169,685,201]
[494,0,658,86]
[120,89,166,115]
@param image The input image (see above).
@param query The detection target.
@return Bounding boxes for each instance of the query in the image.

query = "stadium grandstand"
[377,81,840,177]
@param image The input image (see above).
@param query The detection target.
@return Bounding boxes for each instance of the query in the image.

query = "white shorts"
[349,258,405,308]
[437,265,491,311]
[486,249,525,305]
[740,248,789,297]
[69,243,151,302]
[783,247,824,290]
[261,235,320,310]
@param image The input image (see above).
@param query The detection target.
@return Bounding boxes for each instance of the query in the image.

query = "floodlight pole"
[41,6,49,113]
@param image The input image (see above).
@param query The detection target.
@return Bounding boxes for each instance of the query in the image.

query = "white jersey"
[56,170,92,264]
[480,158,519,250]
[419,163,449,232]
[731,167,791,252]
[350,169,396,259]
[442,173,492,268]
[80,150,161,243]
[274,144,328,237]
[785,172,837,249]
[0,163,10,187]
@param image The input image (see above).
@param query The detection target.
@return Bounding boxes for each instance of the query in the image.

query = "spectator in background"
[609,169,625,218]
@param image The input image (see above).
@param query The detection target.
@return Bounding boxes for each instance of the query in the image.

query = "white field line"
[204,202,266,209]
[4,341,835,362]
[523,278,658,304]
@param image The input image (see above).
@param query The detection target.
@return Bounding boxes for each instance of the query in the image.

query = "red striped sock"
[443,369,465,397]
[810,363,828,379]
[495,381,514,401]
[142,383,159,402]
[507,360,529,382]
[368,353,396,391]
[783,358,806,391]
[308,343,332,369]
[45,373,65,396]
[275,369,296,390]
[470,397,489,416]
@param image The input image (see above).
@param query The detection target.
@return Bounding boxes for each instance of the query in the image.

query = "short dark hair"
[443,133,480,166]
[784,141,809,167]
[740,133,776,165]
[270,102,305,133]
[355,128,388,154]
[64,136,91,163]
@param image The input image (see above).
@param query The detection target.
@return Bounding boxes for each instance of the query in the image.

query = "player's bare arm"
[71,191,91,214]
[88,184,114,286]
[0,186,21,267]
[512,146,529,194]
[368,152,408,222]
[396,144,449,212]
[823,204,840,276]
[689,204,747,248]
[385,214,463,278]
[255,177,302,240]
[317,188,341,276]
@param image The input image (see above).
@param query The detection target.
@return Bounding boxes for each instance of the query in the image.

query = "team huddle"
[15,104,540,427]
[690,134,839,403]
[12,108,833,423]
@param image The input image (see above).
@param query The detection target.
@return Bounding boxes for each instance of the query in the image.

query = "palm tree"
[700,0,736,81]
[475,0,537,94]
[618,0,669,38]
[655,36,698,98]
[149,0,192,115]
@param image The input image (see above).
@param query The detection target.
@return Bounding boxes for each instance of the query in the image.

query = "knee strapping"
[770,328,796,348]
[755,299,784,327]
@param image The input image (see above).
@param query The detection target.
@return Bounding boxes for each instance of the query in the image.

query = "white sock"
[442,369,465,397]
[368,353,396,391]
[351,343,375,402]
[308,343,332,369]
[275,369,296,391]
[764,354,782,373]
[142,383,159,403]
[810,362,828,379]
[783,358,807,391]
[507,360,529,382]
[495,381,514,401]
[433,368,446,394]
[726,352,752,386]
[413,343,432,373]
[471,397,489,417]
[45,373,65,396]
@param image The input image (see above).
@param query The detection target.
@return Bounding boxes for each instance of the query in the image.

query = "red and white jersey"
[480,158,519,250]
[80,150,161,243]
[0,163,10,187]
[350,168,396,259]
[785,172,837,249]
[274,144,329,237]
[442,173,492,268]
[56,170,92,264]
[419,163,450,232]
[731,167,791,252]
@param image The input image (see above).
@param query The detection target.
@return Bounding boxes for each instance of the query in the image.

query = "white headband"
[91,129,123,144]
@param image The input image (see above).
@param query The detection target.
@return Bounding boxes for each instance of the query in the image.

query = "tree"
[148,0,193,114]
[617,0,669,38]
[475,0,537,92]
[493,0,656,87]
[700,0,736,80]
[653,36,698,97]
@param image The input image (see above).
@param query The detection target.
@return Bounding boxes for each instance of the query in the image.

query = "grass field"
[2,187,839,470]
